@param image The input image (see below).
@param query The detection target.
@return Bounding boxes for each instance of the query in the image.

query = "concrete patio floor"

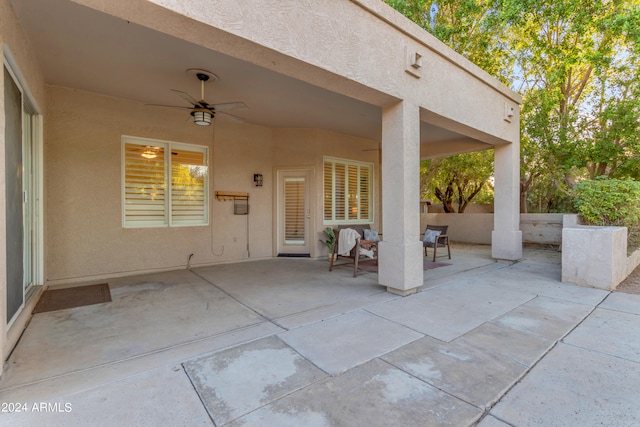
[1,244,639,426]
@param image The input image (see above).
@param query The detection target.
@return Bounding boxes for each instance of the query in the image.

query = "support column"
[492,141,522,260]
[379,101,423,295]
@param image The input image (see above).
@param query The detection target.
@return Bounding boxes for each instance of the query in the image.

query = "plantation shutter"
[335,162,346,221]
[323,161,333,221]
[284,177,305,243]
[359,166,370,219]
[123,142,167,227]
[123,138,208,228]
[322,157,373,224]
[171,146,208,225]
[348,164,358,220]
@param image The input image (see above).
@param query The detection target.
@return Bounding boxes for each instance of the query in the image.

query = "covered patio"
[2,245,639,426]
[2,0,522,382]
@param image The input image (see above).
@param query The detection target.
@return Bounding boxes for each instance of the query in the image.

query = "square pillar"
[379,101,423,295]
[492,141,522,260]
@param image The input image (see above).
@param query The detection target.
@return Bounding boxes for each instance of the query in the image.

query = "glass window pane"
[284,177,305,243]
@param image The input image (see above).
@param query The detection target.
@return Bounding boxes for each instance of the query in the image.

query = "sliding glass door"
[4,62,41,325]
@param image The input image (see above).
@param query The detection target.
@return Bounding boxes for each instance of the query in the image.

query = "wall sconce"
[253,174,263,187]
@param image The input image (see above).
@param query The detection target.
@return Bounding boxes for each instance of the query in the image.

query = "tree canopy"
[421,151,494,212]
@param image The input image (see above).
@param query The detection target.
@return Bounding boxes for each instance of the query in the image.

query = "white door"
[277,170,311,255]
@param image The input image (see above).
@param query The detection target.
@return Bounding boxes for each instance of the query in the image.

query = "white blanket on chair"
[337,228,359,256]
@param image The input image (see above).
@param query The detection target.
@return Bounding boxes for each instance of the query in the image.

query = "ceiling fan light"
[141,147,158,159]
[193,110,213,126]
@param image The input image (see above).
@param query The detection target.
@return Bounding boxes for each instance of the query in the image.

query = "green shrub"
[574,178,640,254]
[574,177,640,226]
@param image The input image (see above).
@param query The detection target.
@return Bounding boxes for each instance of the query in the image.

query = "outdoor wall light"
[254,174,263,187]
[192,109,213,126]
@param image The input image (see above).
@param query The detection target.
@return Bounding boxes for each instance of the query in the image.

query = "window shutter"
[335,162,346,221]
[359,166,370,219]
[171,147,207,225]
[123,138,208,228]
[323,161,333,221]
[123,143,167,227]
[348,164,358,220]
[322,157,373,224]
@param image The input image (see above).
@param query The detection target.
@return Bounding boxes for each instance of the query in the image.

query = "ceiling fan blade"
[146,103,193,111]
[211,102,249,112]
[170,89,199,106]
[217,111,246,123]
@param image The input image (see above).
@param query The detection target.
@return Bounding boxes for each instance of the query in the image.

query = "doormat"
[33,283,111,314]
[355,259,451,273]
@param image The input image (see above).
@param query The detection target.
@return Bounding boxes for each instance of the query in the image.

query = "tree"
[503,0,640,210]
[577,56,640,179]
[422,150,494,212]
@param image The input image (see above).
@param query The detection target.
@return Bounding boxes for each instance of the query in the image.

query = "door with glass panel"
[277,170,311,255]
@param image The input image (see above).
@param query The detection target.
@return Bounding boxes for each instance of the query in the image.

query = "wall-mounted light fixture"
[253,174,263,187]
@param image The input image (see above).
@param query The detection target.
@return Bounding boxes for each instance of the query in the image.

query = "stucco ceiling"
[11,0,484,153]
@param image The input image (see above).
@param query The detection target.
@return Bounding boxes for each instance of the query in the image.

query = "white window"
[122,136,208,228]
[323,157,373,224]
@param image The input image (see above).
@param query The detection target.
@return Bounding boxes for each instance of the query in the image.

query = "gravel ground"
[616,264,640,295]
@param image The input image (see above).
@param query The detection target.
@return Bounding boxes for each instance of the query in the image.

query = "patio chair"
[422,224,451,262]
[329,225,379,277]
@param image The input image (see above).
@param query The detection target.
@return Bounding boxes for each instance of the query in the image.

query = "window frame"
[122,136,209,228]
[323,156,374,225]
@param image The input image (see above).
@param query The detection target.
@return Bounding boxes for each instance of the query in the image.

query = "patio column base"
[491,230,522,261]
[386,286,418,297]
[378,241,423,294]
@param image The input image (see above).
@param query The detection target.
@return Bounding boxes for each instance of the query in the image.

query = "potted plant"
[319,227,337,261]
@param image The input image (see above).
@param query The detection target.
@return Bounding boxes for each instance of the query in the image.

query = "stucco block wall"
[562,226,628,290]
[421,213,564,245]
[44,86,380,284]
[520,214,563,245]
[561,215,640,290]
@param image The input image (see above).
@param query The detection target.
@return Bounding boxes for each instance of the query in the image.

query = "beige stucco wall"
[0,0,47,373]
[45,86,380,284]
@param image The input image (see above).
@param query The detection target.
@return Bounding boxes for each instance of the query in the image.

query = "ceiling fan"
[148,69,248,126]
